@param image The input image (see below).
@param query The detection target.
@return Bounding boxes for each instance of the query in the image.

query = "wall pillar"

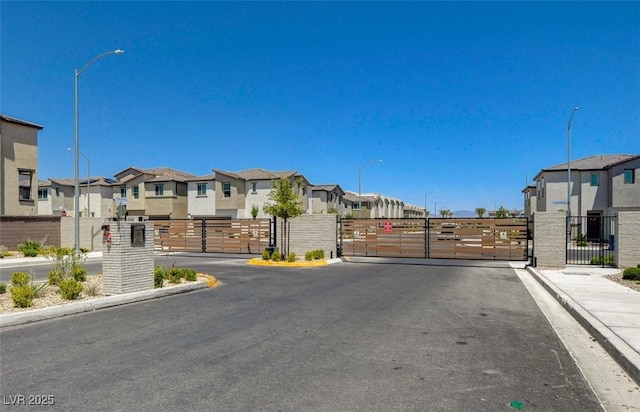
[616,211,640,269]
[102,221,154,294]
[533,211,566,269]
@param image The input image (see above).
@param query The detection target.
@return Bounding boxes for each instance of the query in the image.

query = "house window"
[19,170,32,200]
[120,187,126,198]
[590,173,599,186]
[538,178,545,198]
[55,187,60,197]
[624,169,635,184]
[133,186,139,199]
[223,183,231,198]
[197,183,207,196]
[251,182,257,194]
[38,189,48,199]
[155,184,164,196]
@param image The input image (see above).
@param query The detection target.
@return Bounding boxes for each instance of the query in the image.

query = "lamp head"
[114,49,125,54]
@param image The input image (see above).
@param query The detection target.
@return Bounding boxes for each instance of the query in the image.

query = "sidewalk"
[526,265,640,385]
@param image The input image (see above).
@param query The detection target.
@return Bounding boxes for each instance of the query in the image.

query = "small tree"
[439,209,453,218]
[263,178,304,257]
[251,205,259,219]
[496,206,509,219]
[475,207,486,218]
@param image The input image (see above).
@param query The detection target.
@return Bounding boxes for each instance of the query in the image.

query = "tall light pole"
[358,159,382,218]
[74,49,124,252]
[424,191,436,217]
[67,148,90,217]
[567,107,579,235]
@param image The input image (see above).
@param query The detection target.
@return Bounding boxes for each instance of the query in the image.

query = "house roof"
[543,154,638,172]
[0,114,43,130]
[312,184,345,195]
[213,168,298,181]
[114,167,197,183]
[47,177,116,187]
[185,173,216,182]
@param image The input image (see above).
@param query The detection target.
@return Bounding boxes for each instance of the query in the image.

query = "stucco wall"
[275,214,338,259]
[533,211,566,269]
[617,211,640,269]
[1,120,39,216]
[60,216,108,251]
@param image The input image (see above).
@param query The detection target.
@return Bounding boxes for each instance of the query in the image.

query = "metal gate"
[567,215,616,266]
[153,218,271,253]
[339,218,529,261]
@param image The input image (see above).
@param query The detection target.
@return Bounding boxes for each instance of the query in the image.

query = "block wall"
[533,211,566,269]
[616,211,640,269]
[102,221,154,294]
[60,217,107,251]
[275,214,338,259]
[0,216,61,249]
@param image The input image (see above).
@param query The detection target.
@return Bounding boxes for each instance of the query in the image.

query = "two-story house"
[0,114,43,216]
[211,168,311,219]
[310,184,346,215]
[113,167,196,219]
[38,177,116,217]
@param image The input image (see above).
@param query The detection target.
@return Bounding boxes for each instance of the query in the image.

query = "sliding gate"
[340,218,529,260]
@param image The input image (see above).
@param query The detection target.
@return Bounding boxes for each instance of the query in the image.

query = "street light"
[424,191,436,217]
[358,159,382,218]
[74,49,124,252]
[567,107,579,235]
[67,148,90,218]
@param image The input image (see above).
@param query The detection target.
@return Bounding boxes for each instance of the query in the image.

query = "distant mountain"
[452,210,475,217]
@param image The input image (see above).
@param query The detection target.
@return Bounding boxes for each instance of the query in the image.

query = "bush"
[590,255,616,267]
[262,250,272,260]
[271,250,282,261]
[167,267,182,284]
[83,276,102,296]
[72,266,87,282]
[48,269,63,286]
[287,252,296,262]
[305,250,325,260]
[623,267,640,281]
[0,245,9,258]
[181,268,197,282]
[11,285,36,308]
[18,240,41,256]
[32,281,49,298]
[305,251,313,261]
[0,282,6,294]
[575,233,588,247]
[154,266,166,288]
[59,279,83,300]
[11,272,30,287]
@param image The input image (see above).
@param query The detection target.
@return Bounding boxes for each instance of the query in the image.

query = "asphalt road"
[0,260,602,411]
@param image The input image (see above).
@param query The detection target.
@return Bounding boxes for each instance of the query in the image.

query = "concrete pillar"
[616,211,640,269]
[102,221,154,294]
[533,211,566,269]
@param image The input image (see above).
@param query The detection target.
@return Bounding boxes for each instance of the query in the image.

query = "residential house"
[522,185,537,220]
[0,114,43,216]
[113,167,196,219]
[533,154,640,217]
[38,177,116,217]
[345,191,404,218]
[186,173,217,218]
[211,168,311,219]
[404,205,427,218]
[310,184,346,215]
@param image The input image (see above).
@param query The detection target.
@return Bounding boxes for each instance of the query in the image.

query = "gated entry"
[339,218,529,260]
[153,218,271,253]
[567,215,616,266]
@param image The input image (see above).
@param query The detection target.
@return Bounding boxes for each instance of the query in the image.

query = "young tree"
[263,178,304,256]
[496,206,509,219]
[475,207,486,218]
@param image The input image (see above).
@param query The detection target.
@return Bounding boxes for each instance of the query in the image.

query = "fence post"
[532,211,566,269]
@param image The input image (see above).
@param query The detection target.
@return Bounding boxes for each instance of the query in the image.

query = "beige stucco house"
[310,184,346,215]
[113,167,196,219]
[0,114,43,216]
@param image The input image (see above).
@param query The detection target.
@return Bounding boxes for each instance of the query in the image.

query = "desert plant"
[31,281,49,298]
[262,249,272,260]
[590,255,616,267]
[575,233,588,247]
[251,205,259,219]
[11,272,30,287]
[59,279,83,300]
[10,285,36,308]
[313,249,325,259]
[0,245,9,258]
[18,240,41,256]
[271,250,282,261]
[287,252,296,262]
[181,268,197,282]
[0,282,7,294]
[46,249,87,285]
[83,276,102,296]
[72,266,87,282]
[167,267,182,284]
[305,251,313,261]
[622,267,640,281]
[154,266,166,288]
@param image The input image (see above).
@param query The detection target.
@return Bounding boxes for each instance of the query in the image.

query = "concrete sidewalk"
[526,265,640,385]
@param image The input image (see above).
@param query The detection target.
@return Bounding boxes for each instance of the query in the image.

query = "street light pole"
[358,159,382,218]
[67,148,90,217]
[424,191,435,217]
[567,107,579,235]
[74,49,123,252]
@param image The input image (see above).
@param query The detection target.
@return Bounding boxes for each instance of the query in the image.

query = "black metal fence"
[567,215,616,266]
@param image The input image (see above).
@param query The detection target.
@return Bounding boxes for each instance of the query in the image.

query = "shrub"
[313,249,325,259]
[18,240,41,256]
[11,272,30,287]
[46,249,87,285]
[262,250,272,260]
[83,277,102,296]
[622,267,640,281]
[59,279,83,300]
[0,245,9,258]
[72,266,87,282]
[575,233,587,247]
[167,267,182,284]
[305,251,313,261]
[154,266,167,288]
[271,250,282,261]
[32,281,49,298]
[0,282,6,294]
[590,255,616,267]
[181,268,197,282]
[48,269,63,286]
[287,252,296,262]
[11,285,36,308]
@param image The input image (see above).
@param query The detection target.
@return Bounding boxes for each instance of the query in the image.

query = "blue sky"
[2,1,639,213]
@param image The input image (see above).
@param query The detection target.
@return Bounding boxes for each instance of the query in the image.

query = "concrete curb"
[0,282,208,329]
[525,266,640,385]
[247,258,343,267]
